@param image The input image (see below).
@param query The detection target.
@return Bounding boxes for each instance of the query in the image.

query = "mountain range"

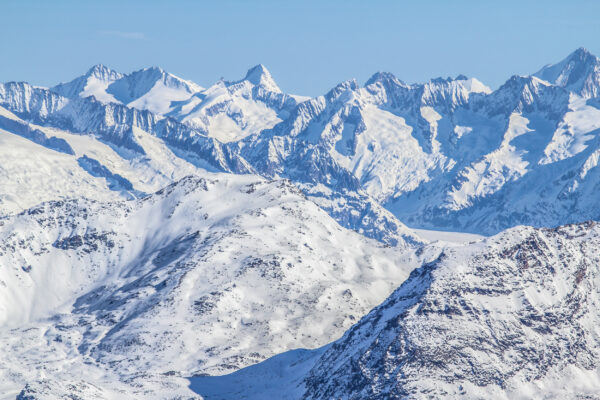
[3,47,600,398]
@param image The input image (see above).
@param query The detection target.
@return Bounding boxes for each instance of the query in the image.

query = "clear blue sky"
[2,0,600,96]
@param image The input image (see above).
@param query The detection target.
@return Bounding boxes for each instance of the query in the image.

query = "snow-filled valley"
[3,47,600,398]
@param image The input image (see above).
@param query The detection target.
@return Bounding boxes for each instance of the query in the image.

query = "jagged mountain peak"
[549,47,598,71]
[364,71,407,89]
[325,79,360,101]
[243,64,281,92]
[85,63,123,81]
[50,64,203,111]
[416,75,492,113]
[502,74,550,89]
[473,74,568,117]
[127,66,167,81]
[51,64,124,101]
[534,47,600,98]
[570,46,595,61]
[117,66,201,91]
[450,75,491,94]
[424,74,490,91]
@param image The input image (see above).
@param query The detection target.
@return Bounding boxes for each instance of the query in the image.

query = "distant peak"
[423,75,491,95]
[244,64,281,92]
[452,75,492,94]
[127,66,166,80]
[143,66,166,75]
[504,74,540,87]
[365,72,406,88]
[86,64,122,81]
[430,76,456,84]
[325,79,359,102]
[494,75,553,100]
[533,47,600,96]
[561,47,599,67]
[87,63,109,73]
[571,47,593,58]
[245,64,269,79]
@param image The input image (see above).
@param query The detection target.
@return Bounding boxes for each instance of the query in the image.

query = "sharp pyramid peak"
[533,47,600,87]
[243,64,281,92]
[245,64,270,81]
[559,47,599,67]
[570,47,595,59]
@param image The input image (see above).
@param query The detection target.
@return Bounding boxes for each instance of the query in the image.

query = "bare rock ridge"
[192,221,600,399]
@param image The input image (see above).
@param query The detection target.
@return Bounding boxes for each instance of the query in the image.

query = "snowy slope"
[52,64,203,115]
[234,48,600,234]
[0,106,122,214]
[107,66,203,115]
[52,64,124,103]
[11,48,600,236]
[0,173,423,398]
[192,221,600,399]
[166,64,300,142]
[3,47,600,400]
[0,104,207,215]
[0,81,417,245]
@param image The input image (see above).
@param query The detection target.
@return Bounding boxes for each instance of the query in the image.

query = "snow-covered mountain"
[52,64,203,114]
[7,49,600,235]
[0,79,417,246]
[222,48,600,235]
[8,49,600,236]
[535,47,600,98]
[51,64,125,102]
[0,103,204,213]
[4,47,600,399]
[191,221,600,399]
[52,63,303,143]
[0,173,423,398]
[165,64,302,143]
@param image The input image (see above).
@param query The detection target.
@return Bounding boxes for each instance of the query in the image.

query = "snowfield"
[0,173,425,398]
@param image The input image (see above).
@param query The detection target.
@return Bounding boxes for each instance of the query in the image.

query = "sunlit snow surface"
[191,222,600,400]
[3,48,600,398]
[0,172,424,397]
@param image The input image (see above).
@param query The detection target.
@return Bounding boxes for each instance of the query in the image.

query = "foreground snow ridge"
[192,222,600,399]
[3,48,600,398]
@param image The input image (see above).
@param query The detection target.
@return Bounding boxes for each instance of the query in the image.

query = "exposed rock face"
[190,221,600,399]
[302,221,600,399]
